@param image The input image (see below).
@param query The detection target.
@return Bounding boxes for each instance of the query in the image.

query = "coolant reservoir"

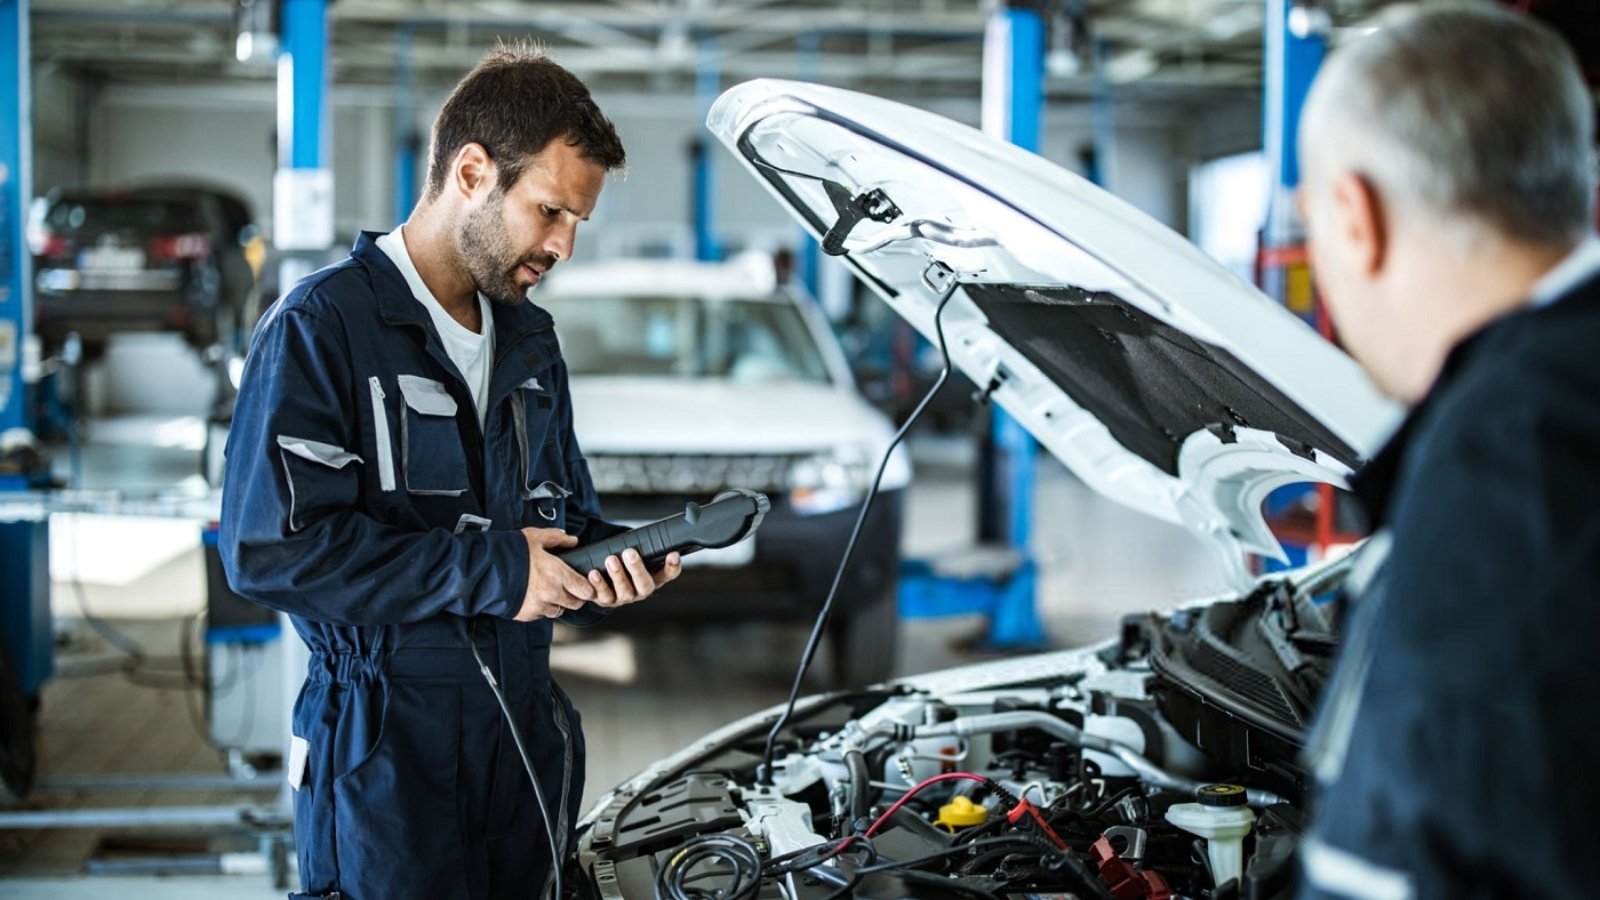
[1164,784,1255,888]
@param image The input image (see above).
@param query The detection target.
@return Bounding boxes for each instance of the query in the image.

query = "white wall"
[89,87,278,223]
[32,64,89,195]
[85,83,398,239]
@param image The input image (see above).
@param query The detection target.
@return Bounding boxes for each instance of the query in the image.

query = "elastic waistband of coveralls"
[304,645,553,685]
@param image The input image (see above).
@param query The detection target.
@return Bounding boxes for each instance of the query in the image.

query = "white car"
[539,256,911,686]
[569,80,1404,900]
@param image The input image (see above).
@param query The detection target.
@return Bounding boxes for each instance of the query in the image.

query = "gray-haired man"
[1294,3,1599,898]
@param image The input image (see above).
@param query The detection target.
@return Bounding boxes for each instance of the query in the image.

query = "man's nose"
[544,222,577,262]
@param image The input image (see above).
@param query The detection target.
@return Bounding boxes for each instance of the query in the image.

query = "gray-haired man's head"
[1297,1,1597,403]
[1301,1,1594,246]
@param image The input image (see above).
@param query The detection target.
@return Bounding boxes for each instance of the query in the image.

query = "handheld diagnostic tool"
[559,489,770,573]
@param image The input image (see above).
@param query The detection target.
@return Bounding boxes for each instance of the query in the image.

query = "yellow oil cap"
[935,795,989,830]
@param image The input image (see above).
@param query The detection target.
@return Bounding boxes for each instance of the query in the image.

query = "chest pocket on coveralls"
[512,376,568,523]
[396,374,469,496]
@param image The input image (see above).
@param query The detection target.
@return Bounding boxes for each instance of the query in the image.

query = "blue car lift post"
[691,31,722,263]
[0,0,52,806]
[897,3,1048,650]
[0,3,315,881]
[1258,0,1340,573]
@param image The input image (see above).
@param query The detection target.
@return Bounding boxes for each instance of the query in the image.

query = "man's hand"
[515,528,598,622]
[584,548,683,609]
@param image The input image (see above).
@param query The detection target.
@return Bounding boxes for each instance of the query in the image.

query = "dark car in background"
[27,186,263,358]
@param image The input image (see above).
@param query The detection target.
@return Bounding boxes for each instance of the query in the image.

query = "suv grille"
[584,453,804,495]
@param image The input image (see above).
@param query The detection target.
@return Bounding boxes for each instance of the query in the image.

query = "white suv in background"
[538,255,910,685]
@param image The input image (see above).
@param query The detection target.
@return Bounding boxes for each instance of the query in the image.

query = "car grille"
[584,453,805,495]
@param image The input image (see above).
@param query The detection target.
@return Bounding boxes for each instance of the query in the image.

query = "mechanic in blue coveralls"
[1294,5,1599,899]
[220,44,682,900]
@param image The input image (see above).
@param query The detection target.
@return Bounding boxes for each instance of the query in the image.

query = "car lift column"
[795,28,822,296]
[1261,0,1325,313]
[976,3,1046,647]
[275,0,334,279]
[392,23,419,226]
[270,0,329,829]
[691,31,721,262]
[899,2,1049,649]
[1259,0,1337,566]
[0,0,53,741]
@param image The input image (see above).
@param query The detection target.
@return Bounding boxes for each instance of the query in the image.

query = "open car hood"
[707,79,1402,585]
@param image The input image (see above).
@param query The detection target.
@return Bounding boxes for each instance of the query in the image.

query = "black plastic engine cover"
[586,773,746,859]
[1145,583,1339,798]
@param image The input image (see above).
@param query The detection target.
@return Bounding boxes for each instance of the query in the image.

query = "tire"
[0,631,38,807]
[827,584,900,688]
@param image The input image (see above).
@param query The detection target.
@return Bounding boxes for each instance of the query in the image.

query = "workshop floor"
[1,410,1229,897]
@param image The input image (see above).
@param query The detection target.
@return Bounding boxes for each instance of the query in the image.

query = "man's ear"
[1329,171,1388,277]
[451,143,495,200]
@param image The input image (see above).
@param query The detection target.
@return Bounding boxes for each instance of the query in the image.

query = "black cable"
[656,833,764,900]
[895,870,1003,900]
[465,620,563,900]
[760,284,961,783]
[767,835,877,876]
[855,836,1046,875]
[844,747,872,822]
[816,837,1037,900]
[1051,784,1141,825]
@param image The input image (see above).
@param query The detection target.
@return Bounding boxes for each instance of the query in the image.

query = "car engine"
[574,559,1349,900]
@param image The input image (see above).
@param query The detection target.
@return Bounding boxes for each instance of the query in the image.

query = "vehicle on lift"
[567,81,1404,900]
[539,256,909,687]
[27,185,264,358]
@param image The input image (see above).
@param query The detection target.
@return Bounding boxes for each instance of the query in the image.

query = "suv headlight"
[788,448,870,517]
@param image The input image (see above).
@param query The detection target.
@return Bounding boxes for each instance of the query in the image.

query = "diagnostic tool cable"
[759,273,961,784]
[466,620,564,900]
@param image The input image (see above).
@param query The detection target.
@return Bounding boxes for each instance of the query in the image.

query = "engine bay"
[573,562,1348,900]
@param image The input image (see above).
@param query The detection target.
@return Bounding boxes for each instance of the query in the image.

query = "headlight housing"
[787,448,870,517]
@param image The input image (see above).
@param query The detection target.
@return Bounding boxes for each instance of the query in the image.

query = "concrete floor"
[2,349,1232,897]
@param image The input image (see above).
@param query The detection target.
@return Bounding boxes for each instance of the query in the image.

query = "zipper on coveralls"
[369,376,396,492]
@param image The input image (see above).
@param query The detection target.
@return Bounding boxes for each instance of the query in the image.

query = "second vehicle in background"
[539,255,910,686]
[28,184,263,359]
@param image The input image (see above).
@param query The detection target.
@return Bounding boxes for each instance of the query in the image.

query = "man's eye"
[542,206,560,218]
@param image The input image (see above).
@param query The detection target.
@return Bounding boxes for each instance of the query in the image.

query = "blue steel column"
[1089,36,1116,190]
[274,0,333,270]
[1261,0,1325,313]
[281,0,329,172]
[981,5,1045,648]
[692,33,721,262]
[272,0,328,823]
[392,24,418,225]
[0,0,27,437]
[0,0,51,707]
[795,29,821,295]
[1260,0,1328,569]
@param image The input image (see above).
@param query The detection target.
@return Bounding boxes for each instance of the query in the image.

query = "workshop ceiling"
[30,0,1404,102]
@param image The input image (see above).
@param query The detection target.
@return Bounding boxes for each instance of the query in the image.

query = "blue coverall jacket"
[221,232,620,900]
[1298,269,1600,898]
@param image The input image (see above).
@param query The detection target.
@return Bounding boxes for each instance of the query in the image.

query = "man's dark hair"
[424,41,626,201]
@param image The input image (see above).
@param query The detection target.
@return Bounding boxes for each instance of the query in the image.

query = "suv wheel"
[827,584,899,687]
[0,633,37,807]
